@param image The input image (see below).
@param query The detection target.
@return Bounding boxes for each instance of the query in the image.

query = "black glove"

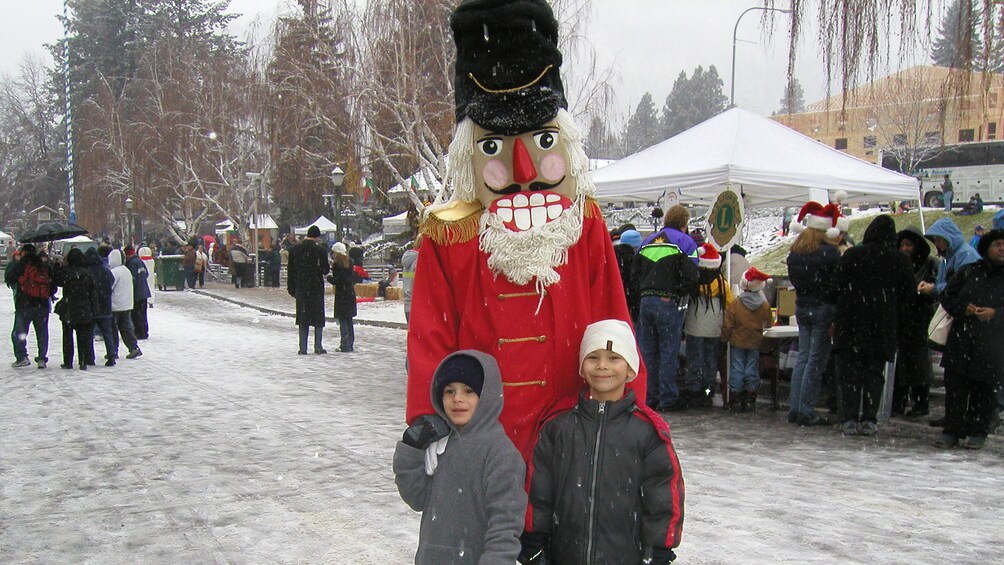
[644,547,676,565]
[518,531,549,564]
[402,414,451,449]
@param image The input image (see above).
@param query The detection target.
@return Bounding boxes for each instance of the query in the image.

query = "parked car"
[50,236,98,263]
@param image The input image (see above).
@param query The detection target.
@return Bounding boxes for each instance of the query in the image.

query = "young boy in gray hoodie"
[394,350,526,565]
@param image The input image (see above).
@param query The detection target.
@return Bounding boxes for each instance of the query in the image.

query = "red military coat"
[406,199,646,459]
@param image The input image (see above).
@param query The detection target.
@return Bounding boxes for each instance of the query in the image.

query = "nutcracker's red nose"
[512,138,537,184]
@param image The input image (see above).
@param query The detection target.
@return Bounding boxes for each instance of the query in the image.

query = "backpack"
[18,263,52,300]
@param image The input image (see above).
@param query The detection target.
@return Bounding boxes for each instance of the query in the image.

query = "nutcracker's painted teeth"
[490,191,573,232]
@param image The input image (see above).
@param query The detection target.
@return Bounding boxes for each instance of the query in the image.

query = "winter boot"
[744,390,758,413]
[728,390,742,413]
[699,388,714,409]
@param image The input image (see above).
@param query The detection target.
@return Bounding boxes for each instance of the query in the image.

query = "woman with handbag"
[935,229,1004,449]
[892,227,939,417]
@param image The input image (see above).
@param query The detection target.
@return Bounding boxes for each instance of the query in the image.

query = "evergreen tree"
[661,65,727,139]
[622,92,661,155]
[775,78,806,115]
[931,0,981,69]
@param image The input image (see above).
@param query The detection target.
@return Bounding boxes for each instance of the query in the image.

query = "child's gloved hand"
[402,414,451,450]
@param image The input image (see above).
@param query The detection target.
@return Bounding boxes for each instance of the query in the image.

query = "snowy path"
[1,287,1001,564]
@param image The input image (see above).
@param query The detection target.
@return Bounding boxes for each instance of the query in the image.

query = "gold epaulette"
[421,200,484,245]
[584,197,600,219]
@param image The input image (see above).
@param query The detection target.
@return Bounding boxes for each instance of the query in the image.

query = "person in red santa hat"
[405,0,642,461]
[785,200,842,426]
[721,267,774,412]
[681,243,732,409]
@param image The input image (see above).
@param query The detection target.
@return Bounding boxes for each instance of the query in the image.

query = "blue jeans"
[943,190,953,211]
[683,335,720,393]
[638,295,686,408]
[298,325,323,353]
[729,347,760,391]
[93,315,116,362]
[11,304,50,362]
[788,303,835,418]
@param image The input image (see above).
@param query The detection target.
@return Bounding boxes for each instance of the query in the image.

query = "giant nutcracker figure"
[406,0,645,459]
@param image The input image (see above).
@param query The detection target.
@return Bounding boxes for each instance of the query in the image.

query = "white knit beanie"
[579,319,640,381]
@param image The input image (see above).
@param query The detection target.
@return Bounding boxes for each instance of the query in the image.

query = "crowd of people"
[6,240,148,370]
[605,199,1003,449]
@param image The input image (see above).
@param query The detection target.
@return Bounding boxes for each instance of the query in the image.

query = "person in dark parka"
[84,247,116,366]
[327,242,359,352]
[287,226,330,354]
[892,227,939,417]
[934,229,1004,449]
[831,215,915,435]
[52,248,99,370]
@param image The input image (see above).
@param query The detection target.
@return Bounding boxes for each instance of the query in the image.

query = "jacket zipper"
[586,401,607,563]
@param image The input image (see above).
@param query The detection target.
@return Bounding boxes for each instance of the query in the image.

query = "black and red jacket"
[526,389,685,563]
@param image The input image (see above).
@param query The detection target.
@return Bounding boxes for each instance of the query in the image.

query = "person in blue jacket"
[918,218,981,299]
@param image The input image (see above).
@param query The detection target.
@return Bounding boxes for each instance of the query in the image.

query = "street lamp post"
[246,172,263,287]
[124,197,134,245]
[330,166,345,242]
[730,5,792,107]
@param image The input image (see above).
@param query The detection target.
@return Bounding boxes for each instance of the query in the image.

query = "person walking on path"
[84,248,116,366]
[632,204,700,412]
[108,249,142,360]
[287,225,329,354]
[5,243,55,368]
[229,241,250,288]
[892,227,939,417]
[327,242,359,353]
[194,243,209,288]
[52,248,98,370]
[934,229,1004,449]
[831,215,914,436]
[940,174,954,211]
[182,243,197,289]
[785,201,842,426]
[400,239,419,324]
[124,246,151,340]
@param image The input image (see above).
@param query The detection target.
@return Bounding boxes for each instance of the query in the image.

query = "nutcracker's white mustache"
[479,196,584,288]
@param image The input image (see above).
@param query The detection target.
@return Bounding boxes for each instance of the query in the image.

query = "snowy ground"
[1,284,1002,564]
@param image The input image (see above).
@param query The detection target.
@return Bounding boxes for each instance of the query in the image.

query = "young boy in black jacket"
[522,320,685,564]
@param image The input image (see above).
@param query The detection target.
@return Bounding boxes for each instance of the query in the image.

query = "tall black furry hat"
[450,0,567,135]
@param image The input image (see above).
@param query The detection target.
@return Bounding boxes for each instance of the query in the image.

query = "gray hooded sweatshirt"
[393,350,526,565]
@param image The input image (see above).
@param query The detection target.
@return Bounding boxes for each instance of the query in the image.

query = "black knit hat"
[433,353,485,399]
[977,228,1004,259]
[450,0,567,135]
[307,225,321,238]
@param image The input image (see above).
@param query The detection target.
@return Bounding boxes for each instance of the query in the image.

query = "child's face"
[580,349,635,402]
[442,382,480,429]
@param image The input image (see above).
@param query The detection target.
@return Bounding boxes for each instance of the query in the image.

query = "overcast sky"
[0,0,937,120]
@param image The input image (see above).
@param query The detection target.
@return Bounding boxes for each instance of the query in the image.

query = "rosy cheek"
[480,160,509,189]
[539,154,566,181]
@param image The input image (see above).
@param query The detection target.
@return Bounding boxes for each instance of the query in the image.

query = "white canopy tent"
[294,215,339,235]
[591,107,921,208]
[382,212,409,236]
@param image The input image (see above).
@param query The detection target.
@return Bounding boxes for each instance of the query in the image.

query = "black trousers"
[944,370,998,438]
[131,299,149,339]
[836,355,886,423]
[61,321,94,367]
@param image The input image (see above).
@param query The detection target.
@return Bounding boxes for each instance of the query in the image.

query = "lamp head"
[330,166,345,189]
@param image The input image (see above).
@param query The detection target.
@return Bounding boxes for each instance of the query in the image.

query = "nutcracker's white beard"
[479,196,584,288]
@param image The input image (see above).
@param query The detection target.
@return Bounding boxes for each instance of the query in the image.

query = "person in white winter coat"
[108,249,142,360]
